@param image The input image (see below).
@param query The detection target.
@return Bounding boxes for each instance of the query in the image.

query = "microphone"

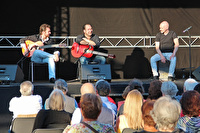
[183,26,192,33]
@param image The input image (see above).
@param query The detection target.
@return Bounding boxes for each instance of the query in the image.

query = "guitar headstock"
[108,54,116,59]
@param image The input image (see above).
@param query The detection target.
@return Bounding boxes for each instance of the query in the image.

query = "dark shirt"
[32,109,72,131]
[20,34,56,54]
[76,34,100,51]
[20,34,52,45]
[155,31,177,53]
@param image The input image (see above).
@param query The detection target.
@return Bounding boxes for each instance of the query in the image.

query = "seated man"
[95,79,117,116]
[20,24,60,83]
[9,81,42,118]
[71,83,114,126]
[150,21,179,81]
[76,23,106,64]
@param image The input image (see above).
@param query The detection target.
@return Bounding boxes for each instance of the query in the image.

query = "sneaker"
[49,78,56,83]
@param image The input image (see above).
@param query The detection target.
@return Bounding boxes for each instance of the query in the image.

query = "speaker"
[0,65,24,83]
[192,66,200,80]
[80,64,111,83]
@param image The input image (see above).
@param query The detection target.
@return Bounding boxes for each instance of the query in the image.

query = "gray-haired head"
[161,81,178,98]
[184,78,198,92]
[54,79,68,92]
[95,79,111,96]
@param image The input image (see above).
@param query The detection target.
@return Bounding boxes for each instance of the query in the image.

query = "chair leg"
[29,62,34,82]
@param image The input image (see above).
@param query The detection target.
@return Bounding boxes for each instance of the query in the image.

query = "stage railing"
[0,36,200,48]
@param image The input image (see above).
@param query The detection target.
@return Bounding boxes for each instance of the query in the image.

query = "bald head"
[159,21,169,34]
[80,83,96,95]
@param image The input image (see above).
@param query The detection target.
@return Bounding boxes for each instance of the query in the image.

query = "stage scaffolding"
[0,36,200,48]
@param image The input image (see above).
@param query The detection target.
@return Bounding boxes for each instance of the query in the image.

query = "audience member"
[150,96,183,133]
[122,100,157,133]
[141,100,157,132]
[32,89,72,131]
[161,81,179,100]
[44,79,78,114]
[63,93,115,133]
[9,81,42,118]
[115,90,144,133]
[183,78,198,92]
[128,78,145,93]
[118,78,144,116]
[71,82,114,126]
[147,79,162,100]
[176,90,200,132]
[194,83,200,93]
[95,79,117,116]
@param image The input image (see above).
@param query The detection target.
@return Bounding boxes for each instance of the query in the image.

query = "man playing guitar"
[20,24,59,83]
[76,24,106,64]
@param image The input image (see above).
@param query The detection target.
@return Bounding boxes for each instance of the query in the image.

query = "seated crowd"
[8,78,200,133]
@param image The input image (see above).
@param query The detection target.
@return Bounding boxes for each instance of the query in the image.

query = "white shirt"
[9,95,43,118]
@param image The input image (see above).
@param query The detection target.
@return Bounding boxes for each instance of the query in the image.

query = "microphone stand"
[186,30,192,78]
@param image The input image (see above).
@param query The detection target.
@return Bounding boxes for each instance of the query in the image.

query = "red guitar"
[71,42,116,59]
[22,40,66,57]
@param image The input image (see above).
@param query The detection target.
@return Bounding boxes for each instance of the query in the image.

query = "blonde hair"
[123,89,144,130]
[48,89,65,111]
[20,81,33,96]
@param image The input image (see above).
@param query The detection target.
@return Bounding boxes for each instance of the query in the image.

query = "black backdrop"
[1,0,200,36]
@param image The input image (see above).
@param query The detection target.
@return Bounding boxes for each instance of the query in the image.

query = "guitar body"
[71,42,94,58]
[22,40,43,57]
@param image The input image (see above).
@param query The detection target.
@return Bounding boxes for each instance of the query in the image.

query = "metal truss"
[0,36,200,48]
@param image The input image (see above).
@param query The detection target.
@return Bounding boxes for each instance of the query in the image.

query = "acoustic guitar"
[71,42,115,59]
[21,40,66,57]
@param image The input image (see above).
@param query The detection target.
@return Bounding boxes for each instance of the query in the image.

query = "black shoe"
[168,76,174,81]
[49,78,56,83]
[152,76,159,80]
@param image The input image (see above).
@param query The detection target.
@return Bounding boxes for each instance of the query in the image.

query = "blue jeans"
[150,53,176,77]
[31,50,56,79]
[80,55,106,64]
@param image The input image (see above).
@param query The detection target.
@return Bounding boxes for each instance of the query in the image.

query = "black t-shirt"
[155,31,177,53]
[76,34,100,51]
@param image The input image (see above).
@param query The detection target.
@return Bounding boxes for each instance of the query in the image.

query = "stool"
[29,61,48,82]
[158,61,170,81]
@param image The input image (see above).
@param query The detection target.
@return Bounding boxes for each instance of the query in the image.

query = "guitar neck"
[92,51,109,57]
[91,51,115,59]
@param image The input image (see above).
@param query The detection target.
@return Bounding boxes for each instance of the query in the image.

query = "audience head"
[80,93,102,120]
[128,78,145,94]
[95,79,111,96]
[194,83,200,93]
[122,86,131,99]
[80,82,96,95]
[124,90,144,130]
[54,79,68,94]
[180,90,200,117]
[150,96,181,132]
[48,89,65,111]
[20,81,34,96]
[147,80,162,100]
[184,78,198,92]
[161,81,178,98]
[142,100,156,128]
